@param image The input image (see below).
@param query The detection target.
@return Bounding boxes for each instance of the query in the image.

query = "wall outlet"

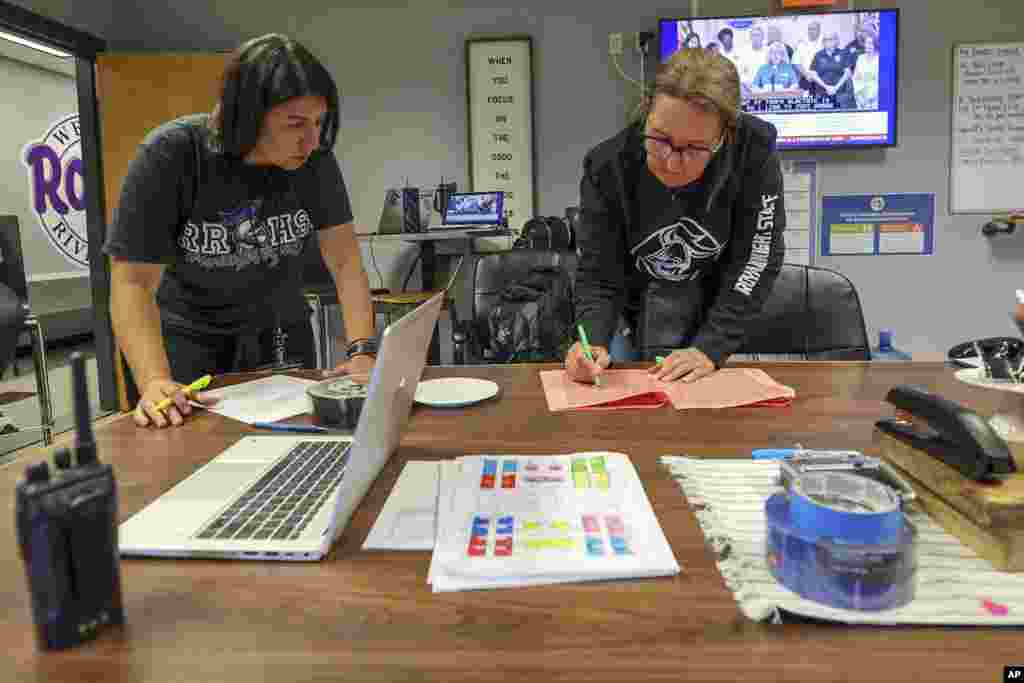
[608,32,623,56]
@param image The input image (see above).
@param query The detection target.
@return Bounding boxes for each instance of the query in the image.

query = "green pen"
[656,356,666,364]
[577,324,602,387]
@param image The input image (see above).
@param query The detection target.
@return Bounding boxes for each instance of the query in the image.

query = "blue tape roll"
[765,472,917,611]
[788,471,904,545]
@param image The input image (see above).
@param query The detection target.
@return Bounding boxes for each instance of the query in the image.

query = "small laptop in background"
[118,291,445,561]
[431,191,505,231]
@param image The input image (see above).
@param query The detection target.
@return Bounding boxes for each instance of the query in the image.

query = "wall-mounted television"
[658,9,899,150]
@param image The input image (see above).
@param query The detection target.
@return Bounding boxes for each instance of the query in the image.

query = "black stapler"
[875,385,1016,481]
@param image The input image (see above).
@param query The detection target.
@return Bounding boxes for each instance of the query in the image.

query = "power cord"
[611,52,641,88]
[637,31,654,100]
[367,234,384,290]
[401,252,422,292]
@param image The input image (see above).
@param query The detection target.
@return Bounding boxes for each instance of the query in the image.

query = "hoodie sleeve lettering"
[691,153,786,366]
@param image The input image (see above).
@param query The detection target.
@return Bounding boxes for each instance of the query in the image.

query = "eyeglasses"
[643,134,723,166]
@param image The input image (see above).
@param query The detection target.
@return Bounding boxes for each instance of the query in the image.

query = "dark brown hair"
[210,33,340,159]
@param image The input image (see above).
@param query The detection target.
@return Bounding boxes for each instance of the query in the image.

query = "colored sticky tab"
[524,520,543,532]
[549,463,565,471]
[496,524,514,536]
[525,463,539,471]
[589,456,607,472]
[610,536,630,555]
[502,474,517,489]
[593,472,610,490]
[604,514,625,535]
[503,460,518,472]
[582,514,599,533]
[498,516,514,526]
[571,459,588,473]
[574,471,590,489]
[473,516,490,526]
[585,537,605,557]
[752,448,797,460]
[467,544,486,557]
[483,459,498,474]
[550,519,570,532]
[982,598,1009,616]
[480,475,495,489]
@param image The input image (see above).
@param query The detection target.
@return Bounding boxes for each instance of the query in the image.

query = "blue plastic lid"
[878,329,893,350]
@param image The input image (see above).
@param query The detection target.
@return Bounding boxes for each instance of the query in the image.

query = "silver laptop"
[431,190,505,231]
[118,291,445,561]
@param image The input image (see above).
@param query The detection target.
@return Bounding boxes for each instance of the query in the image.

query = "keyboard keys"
[195,441,350,542]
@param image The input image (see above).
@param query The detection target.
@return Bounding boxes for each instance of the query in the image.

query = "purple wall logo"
[22,114,87,268]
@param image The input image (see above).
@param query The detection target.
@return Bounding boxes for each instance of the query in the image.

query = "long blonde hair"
[634,48,741,142]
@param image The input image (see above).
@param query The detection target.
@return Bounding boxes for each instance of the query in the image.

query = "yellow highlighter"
[154,374,212,413]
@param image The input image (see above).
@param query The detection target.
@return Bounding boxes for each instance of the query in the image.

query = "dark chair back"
[0,216,29,377]
[737,263,870,360]
[463,248,577,362]
[0,215,29,301]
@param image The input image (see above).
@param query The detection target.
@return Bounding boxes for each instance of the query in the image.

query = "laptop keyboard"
[195,440,350,542]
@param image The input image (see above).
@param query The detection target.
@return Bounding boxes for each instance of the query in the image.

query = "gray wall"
[0,54,81,277]
[13,0,1024,359]
[0,52,92,319]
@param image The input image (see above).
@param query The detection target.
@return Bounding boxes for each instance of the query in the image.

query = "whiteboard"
[950,42,1024,214]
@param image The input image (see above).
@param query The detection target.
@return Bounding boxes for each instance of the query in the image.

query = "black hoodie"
[573,112,786,367]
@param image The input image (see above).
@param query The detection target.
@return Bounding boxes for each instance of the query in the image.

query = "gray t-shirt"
[103,114,353,333]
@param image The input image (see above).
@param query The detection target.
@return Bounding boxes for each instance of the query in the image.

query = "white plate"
[954,367,1024,394]
[414,378,499,408]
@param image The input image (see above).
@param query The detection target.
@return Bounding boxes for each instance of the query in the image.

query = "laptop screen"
[443,191,504,226]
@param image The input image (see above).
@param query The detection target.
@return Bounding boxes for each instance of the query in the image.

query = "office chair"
[736,262,870,360]
[452,248,577,364]
[0,216,54,444]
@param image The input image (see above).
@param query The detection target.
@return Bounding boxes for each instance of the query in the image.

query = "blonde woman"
[852,32,880,110]
[753,42,799,93]
[566,48,786,384]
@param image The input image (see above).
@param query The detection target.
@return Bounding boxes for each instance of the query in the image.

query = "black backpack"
[514,216,575,250]
[486,265,575,363]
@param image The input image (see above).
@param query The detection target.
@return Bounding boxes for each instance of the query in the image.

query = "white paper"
[364,461,440,551]
[201,375,317,424]
[429,452,680,592]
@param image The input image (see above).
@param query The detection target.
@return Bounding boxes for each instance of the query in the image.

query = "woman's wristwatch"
[346,337,378,359]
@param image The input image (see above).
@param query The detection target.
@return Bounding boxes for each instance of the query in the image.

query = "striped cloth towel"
[661,456,1024,625]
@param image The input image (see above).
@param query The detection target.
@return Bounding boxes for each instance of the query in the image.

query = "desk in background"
[354,227,511,365]
[2,362,1022,682]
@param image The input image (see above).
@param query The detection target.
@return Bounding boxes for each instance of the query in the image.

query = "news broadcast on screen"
[659,9,899,149]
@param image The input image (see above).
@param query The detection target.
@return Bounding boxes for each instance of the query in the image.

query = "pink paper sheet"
[539,368,795,412]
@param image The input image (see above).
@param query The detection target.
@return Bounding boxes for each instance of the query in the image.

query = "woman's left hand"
[648,347,715,383]
[323,353,376,382]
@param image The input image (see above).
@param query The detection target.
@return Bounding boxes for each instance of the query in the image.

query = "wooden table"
[4,362,1024,682]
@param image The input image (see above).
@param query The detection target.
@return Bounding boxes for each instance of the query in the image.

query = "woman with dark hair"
[104,34,377,428]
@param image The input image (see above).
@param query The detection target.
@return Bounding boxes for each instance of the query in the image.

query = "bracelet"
[346,337,373,348]
[346,338,378,358]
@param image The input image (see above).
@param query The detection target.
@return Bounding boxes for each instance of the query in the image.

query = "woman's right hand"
[134,378,218,428]
[565,341,610,385]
